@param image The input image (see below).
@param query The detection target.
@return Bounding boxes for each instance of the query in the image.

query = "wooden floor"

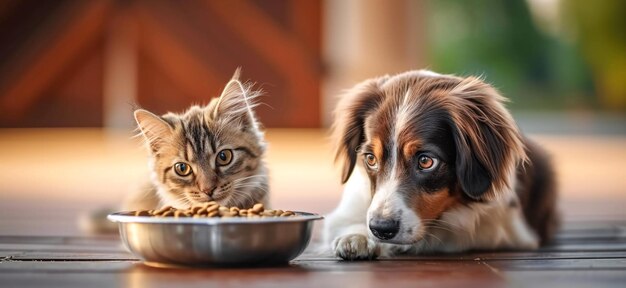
[1,128,625,287]
[1,219,626,288]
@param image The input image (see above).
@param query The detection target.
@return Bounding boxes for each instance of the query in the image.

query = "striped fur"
[128,71,269,210]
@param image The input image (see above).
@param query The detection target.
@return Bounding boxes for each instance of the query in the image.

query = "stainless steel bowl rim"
[107,211,323,225]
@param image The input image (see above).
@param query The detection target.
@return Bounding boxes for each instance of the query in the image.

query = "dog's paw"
[332,234,379,260]
[386,243,415,256]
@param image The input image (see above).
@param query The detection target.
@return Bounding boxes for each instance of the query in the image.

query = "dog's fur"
[324,70,558,260]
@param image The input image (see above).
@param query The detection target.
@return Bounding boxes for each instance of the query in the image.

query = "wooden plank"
[559,220,626,231]
[0,270,502,288]
[0,273,122,288]
[0,252,21,259]
[7,252,135,261]
[555,232,626,242]
[490,258,626,271]
[0,260,135,272]
[506,270,626,288]
[6,247,626,262]
[0,235,121,246]
[0,236,128,257]
[3,226,626,260]
[388,251,626,261]
[1,238,625,287]
[0,245,124,253]
[0,260,619,288]
[539,243,626,252]
[0,260,503,288]
[0,216,625,288]
[5,240,626,260]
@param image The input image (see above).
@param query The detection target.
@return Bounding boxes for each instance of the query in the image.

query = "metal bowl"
[107,211,323,267]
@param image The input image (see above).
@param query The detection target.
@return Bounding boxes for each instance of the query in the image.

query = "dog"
[324,70,558,260]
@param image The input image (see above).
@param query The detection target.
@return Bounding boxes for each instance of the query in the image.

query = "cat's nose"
[200,185,216,196]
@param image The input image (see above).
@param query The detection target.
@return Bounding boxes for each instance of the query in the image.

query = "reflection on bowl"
[107,211,323,267]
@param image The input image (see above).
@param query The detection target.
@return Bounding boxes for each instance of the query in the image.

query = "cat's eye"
[364,153,378,169]
[216,149,233,166]
[174,162,192,176]
[417,155,438,171]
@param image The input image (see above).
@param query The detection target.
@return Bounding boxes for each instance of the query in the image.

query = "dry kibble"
[174,210,190,218]
[280,211,295,217]
[251,203,264,213]
[135,210,150,216]
[133,203,296,218]
[260,211,275,217]
[154,206,173,215]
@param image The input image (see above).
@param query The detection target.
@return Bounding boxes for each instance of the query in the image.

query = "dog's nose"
[369,218,400,240]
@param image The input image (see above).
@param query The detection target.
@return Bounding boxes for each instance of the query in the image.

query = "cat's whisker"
[232,182,266,189]
[230,189,257,203]
[233,175,268,183]
[230,188,259,207]
[233,185,268,197]
[233,177,263,185]
[235,178,268,188]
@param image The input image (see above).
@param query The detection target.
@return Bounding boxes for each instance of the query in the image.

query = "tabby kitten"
[126,71,269,210]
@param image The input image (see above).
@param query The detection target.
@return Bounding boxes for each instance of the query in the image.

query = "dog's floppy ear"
[447,77,527,200]
[333,77,387,183]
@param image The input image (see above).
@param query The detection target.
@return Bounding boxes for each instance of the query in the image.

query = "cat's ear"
[212,69,260,131]
[134,109,174,152]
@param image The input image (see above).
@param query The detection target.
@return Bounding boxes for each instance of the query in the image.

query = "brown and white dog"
[324,70,558,260]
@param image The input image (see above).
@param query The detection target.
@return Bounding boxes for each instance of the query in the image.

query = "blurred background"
[0,0,624,235]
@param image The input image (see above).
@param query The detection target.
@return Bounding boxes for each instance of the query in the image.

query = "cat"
[123,70,269,211]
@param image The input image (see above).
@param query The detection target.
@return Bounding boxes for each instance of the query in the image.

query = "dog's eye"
[417,155,438,171]
[364,153,378,168]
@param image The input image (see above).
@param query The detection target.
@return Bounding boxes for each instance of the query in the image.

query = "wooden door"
[0,0,322,128]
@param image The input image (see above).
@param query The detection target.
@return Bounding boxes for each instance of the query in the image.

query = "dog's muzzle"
[369,218,400,240]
